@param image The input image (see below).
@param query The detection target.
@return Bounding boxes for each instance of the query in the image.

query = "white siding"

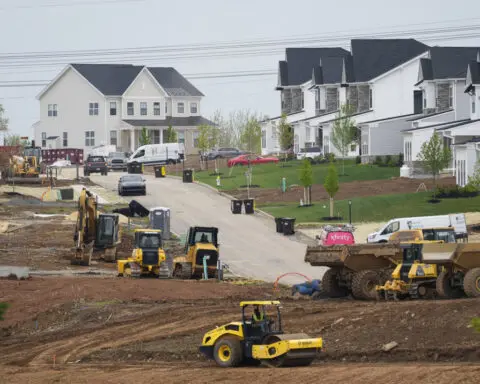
[411,128,435,160]
[368,118,413,156]
[454,80,471,120]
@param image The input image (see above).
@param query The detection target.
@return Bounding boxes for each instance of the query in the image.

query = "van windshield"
[133,149,145,159]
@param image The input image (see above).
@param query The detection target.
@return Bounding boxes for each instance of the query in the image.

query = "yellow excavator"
[200,301,323,368]
[9,155,40,178]
[117,229,170,278]
[172,226,219,279]
[72,188,121,265]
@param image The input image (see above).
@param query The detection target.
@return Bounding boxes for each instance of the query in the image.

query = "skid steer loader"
[117,229,170,278]
[72,188,121,265]
[172,226,219,279]
[199,301,323,368]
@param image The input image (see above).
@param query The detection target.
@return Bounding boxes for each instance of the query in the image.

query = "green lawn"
[194,160,399,191]
[259,192,480,223]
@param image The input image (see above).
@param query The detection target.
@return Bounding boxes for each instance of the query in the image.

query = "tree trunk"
[342,157,345,176]
[308,186,312,206]
[329,197,334,217]
[303,187,307,205]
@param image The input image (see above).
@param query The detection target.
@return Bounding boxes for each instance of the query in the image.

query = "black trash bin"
[243,199,254,214]
[154,165,166,178]
[183,169,193,183]
[275,217,284,233]
[231,200,242,214]
[127,162,143,174]
[282,217,296,236]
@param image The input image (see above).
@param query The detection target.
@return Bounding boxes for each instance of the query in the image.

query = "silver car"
[118,174,146,196]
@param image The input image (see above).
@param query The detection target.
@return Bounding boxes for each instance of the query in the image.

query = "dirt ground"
[230,177,457,203]
[0,277,479,383]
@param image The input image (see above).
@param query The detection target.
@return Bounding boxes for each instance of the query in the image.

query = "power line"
[0,0,146,11]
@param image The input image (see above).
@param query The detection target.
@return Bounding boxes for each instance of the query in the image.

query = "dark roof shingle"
[147,67,204,97]
[428,47,480,79]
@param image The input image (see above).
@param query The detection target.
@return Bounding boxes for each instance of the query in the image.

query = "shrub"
[355,155,361,164]
[397,152,404,167]
[325,153,336,163]
[374,155,383,166]
[435,185,479,199]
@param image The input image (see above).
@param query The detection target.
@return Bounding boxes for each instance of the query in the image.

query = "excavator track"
[128,263,142,278]
[173,262,193,279]
[261,333,318,367]
[158,262,171,279]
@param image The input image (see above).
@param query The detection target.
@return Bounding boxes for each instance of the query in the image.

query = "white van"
[367,214,467,243]
[128,143,185,165]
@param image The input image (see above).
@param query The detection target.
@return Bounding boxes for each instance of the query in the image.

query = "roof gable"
[350,39,429,82]
[147,67,204,97]
[428,47,480,79]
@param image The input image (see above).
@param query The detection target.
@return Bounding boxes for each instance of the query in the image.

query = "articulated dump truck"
[304,243,403,300]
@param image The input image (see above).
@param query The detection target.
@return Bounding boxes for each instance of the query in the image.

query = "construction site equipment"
[117,229,170,278]
[375,242,444,300]
[172,226,219,279]
[305,243,404,300]
[199,301,323,368]
[183,169,193,183]
[72,188,121,265]
[389,227,460,243]
[148,207,171,240]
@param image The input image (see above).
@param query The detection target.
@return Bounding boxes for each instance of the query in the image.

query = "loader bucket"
[341,243,402,272]
[304,245,345,267]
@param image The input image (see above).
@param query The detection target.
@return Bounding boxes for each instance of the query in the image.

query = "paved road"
[90,172,325,284]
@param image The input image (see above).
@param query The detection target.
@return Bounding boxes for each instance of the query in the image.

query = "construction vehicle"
[375,241,444,300]
[199,301,323,368]
[388,227,462,243]
[72,188,121,265]
[117,229,170,278]
[172,226,219,279]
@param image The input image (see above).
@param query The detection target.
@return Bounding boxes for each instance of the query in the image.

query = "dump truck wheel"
[463,268,480,298]
[321,268,348,298]
[436,271,465,299]
[351,270,381,300]
[213,337,243,368]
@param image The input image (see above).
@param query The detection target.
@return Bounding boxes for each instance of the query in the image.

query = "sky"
[0,0,479,137]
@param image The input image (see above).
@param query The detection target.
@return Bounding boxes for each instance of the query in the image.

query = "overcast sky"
[0,0,479,137]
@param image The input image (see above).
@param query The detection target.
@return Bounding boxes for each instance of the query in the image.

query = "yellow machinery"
[199,301,323,368]
[9,155,40,177]
[117,229,170,278]
[172,226,219,279]
[388,227,460,243]
[375,241,444,300]
[72,188,121,265]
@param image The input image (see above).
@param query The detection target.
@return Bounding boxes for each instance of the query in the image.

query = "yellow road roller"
[199,301,323,367]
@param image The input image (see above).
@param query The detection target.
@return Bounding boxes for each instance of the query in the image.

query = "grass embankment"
[259,192,480,223]
[194,160,399,190]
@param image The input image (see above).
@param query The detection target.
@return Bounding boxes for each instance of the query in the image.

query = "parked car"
[107,152,128,171]
[118,174,146,196]
[227,154,279,167]
[128,143,184,165]
[84,155,108,176]
[297,146,322,161]
[206,147,246,160]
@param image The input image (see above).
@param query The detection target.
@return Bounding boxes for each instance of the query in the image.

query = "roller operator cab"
[199,301,323,368]
[117,229,169,278]
[172,226,219,279]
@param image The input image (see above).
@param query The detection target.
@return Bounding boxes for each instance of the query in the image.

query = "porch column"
[160,128,164,144]
[130,129,135,152]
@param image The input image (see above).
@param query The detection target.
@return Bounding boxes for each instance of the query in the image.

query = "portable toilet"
[149,207,171,240]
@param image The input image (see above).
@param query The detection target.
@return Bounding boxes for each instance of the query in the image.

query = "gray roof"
[402,118,470,132]
[277,48,350,87]
[435,118,480,131]
[350,39,429,82]
[311,56,345,86]
[71,63,203,96]
[359,113,420,125]
[123,116,215,127]
[466,60,480,92]
[417,47,480,83]
[406,109,454,122]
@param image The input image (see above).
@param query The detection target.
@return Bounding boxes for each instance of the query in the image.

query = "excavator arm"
[72,188,97,265]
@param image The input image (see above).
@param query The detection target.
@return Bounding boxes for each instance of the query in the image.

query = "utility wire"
[0,0,146,11]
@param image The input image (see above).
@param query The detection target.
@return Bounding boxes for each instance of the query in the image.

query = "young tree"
[197,124,211,169]
[331,103,357,175]
[299,158,313,205]
[417,133,452,199]
[3,134,22,146]
[240,118,262,154]
[468,160,480,190]
[0,302,8,321]
[139,127,151,146]
[0,104,8,133]
[323,162,339,217]
[164,125,177,143]
[278,114,293,160]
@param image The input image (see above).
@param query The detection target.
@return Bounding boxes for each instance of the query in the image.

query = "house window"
[193,131,199,148]
[152,130,160,144]
[178,131,185,145]
[48,104,58,117]
[369,88,373,109]
[41,132,46,147]
[85,131,95,146]
[473,99,476,114]
[110,131,117,146]
[448,84,453,108]
[140,102,147,116]
[89,102,99,116]
[190,102,198,114]
[350,144,356,152]
[261,130,267,148]
[127,102,134,116]
[153,102,161,116]
[177,102,185,114]
[110,101,117,116]
[62,132,68,147]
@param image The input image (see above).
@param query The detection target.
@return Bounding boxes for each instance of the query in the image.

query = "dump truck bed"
[304,246,345,267]
[421,243,480,271]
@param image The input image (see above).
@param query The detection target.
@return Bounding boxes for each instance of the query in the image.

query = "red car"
[227,154,279,167]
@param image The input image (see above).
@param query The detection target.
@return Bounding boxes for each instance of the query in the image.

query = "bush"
[435,185,479,199]
[397,152,404,167]
[374,155,383,166]
[355,155,361,164]
[325,153,336,163]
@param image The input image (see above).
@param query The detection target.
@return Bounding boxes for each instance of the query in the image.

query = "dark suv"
[84,155,108,176]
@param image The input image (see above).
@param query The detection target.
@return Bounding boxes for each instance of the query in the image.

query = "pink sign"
[323,231,355,246]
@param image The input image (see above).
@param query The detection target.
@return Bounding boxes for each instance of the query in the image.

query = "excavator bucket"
[71,241,94,266]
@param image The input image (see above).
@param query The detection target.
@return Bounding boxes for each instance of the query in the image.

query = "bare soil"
[230,177,457,204]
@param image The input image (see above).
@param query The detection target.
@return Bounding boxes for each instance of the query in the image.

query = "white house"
[34,63,214,156]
